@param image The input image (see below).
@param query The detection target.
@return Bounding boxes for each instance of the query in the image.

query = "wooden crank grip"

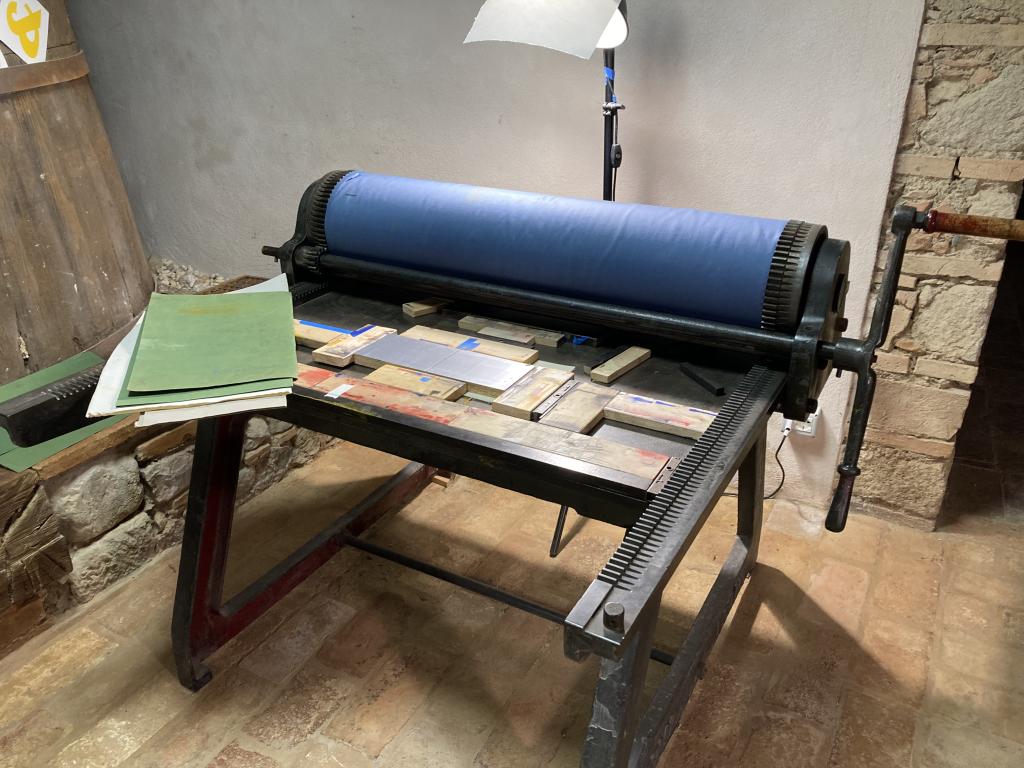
[924,210,1024,242]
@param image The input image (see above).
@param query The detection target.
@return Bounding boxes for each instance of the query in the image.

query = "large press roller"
[9,168,1017,768]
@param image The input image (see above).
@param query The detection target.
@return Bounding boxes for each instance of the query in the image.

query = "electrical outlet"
[792,408,820,438]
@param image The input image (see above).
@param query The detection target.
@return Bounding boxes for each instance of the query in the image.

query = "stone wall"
[855,2,1024,529]
[0,261,330,657]
[0,415,333,656]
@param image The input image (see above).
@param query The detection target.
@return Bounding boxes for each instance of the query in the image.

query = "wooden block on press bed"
[477,325,535,346]
[539,382,618,433]
[311,326,397,367]
[459,316,564,347]
[603,392,717,439]
[491,367,574,420]
[295,363,335,389]
[589,347,651,384]
[402,297,450,318]
[401,325,539,364]
[353,334,533,397]
[309,376,668,484]
[365,365,467,400]
[293,319,349,348]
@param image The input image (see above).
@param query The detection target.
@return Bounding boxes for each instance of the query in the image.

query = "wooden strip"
[401,326,539,364]
[459,316,563,347]
[540,382,618,433]
[353,334,532,397]
[294,319,347,348]
[311,326,396,366]
[0,51,89,97]
[477,325,535,346]
[603,392,717,439]
[365,365,466,400]
[590,347,651,384]
[310,376,668,483]
[492,367,574,420]
[402,298,450,318]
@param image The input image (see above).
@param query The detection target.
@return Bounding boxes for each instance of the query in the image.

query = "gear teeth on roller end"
[309,171,347,248]
[761,220,814,333]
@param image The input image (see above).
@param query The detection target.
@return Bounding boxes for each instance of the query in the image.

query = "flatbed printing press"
[6,170,1021,767]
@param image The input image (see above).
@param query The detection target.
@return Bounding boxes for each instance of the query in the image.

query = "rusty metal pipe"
[924,210,1024,242]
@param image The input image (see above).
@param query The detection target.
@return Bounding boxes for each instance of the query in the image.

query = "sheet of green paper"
[126,292,298,393]
[0,416,127,473]
[0,350,127,471]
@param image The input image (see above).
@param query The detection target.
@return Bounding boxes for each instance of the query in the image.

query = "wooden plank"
[458,315,564,347]
[309,376,668,484]
[295,363,335,389]
[365,365,466,401]
[1,75,152,382]
[311,326,397,367]
[539,382,618,433]
[477,325,535,346]
[401,326,539,364]
[491,367,574,420]
[590,347,651,384]
[293,319,347,349]
[402,298,449,318]
[353,334,532,398]
[0,51,89,97]
[603,392,717,439]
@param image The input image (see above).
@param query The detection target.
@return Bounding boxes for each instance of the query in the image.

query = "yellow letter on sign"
[1,0,49,64]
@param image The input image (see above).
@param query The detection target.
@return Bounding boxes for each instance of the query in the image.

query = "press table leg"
[580,596,661,768]
[172,414,247,691]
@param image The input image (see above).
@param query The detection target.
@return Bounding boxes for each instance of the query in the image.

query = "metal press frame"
[171,362,781,768]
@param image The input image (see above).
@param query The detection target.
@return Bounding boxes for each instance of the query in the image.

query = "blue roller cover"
[324,172,787,328]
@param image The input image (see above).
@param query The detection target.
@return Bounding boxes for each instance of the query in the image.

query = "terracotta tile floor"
[2,440,1024,767]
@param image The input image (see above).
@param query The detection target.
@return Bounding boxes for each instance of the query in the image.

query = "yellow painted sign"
[0,0,49,65]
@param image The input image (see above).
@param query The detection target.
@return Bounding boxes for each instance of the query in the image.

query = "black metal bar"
[549,504,571,558]
[282,390,649,528]
[340,531,675,666]
[316,252,796,360]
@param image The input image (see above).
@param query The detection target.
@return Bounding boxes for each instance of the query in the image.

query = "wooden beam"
[402,298,449,318]
[311,326,396,367]
[365,365,466,401]
[590,347,651,385]
[603,392,716,439]
[539,382,618,433]
[293,319,347,349]
[458,315,564,347]
[402,325,539,364]
[492,367,574,420]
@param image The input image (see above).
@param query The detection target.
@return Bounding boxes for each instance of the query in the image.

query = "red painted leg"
[171,414,434,691]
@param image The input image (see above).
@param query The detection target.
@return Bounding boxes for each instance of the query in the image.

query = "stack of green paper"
[117,291,298,425]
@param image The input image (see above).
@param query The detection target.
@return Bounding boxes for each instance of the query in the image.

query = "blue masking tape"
[298,319,352,335]
[457,339,480,350]
[349,324,376,337]
[604,66,614,80]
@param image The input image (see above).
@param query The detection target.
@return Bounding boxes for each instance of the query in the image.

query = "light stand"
[600,2,627,201]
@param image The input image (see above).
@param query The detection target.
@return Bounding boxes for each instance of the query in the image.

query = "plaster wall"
[69,0,924,508]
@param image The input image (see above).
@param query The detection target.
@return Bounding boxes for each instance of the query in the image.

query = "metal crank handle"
[827,204,1023,532]
[826,206,916,532]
